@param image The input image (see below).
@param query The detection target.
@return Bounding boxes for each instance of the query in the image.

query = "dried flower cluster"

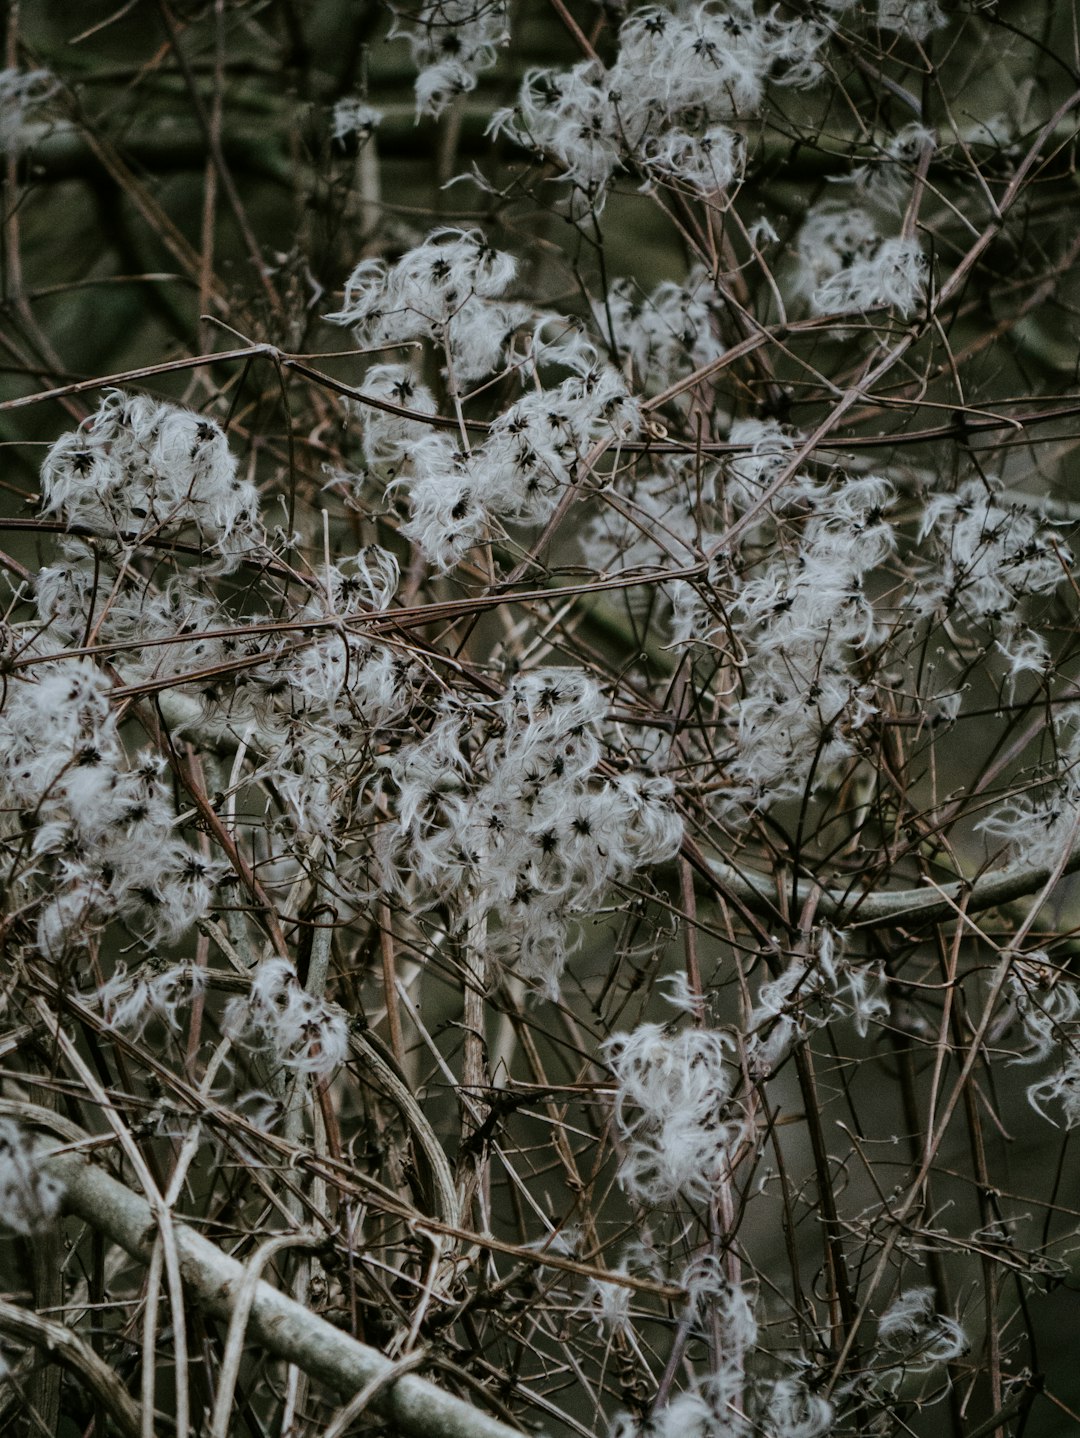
[2,2,1080,1437]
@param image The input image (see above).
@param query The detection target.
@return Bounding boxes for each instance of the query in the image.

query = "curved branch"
[707,842,1080,930]
[0,1297,142,1438]
[42,1150,528,1438]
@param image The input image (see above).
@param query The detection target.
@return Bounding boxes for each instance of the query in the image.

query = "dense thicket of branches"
[3,2,1080,1436]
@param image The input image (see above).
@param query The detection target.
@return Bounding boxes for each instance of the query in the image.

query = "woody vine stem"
[3,3,1080,1438]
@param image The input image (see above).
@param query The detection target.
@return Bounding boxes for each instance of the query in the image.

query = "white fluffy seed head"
[0,1120,65,1236]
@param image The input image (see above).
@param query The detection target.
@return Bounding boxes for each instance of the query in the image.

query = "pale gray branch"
[708,842,1080,929]
[42,1150,528,1438]
[0,1296,142,1438]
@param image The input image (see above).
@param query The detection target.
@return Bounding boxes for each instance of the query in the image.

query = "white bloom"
[225,958,349,1076]
[99,960,208,1039]
[331,98,382,142]
[919,478,1069,621]
[581,1270,632,1334]
[812,236,927,317]
[978,786,1080,873]
[0,67,53,155]
[725,418,800,515]
[329,228,518,348]
[390,0,509,117]
[40,391,260,567]
[350,363,439,483]
[681,1256,758,1357]
[846,961,889,1037]
[720,476,893,810]
[598,268,725,389]
[996,626,1050,692]
[316,547,400,615]
[876,0,947,40]
[1008,959,1080,1066]
[794,204,880,299]
[491,62,626,202]
[378,668,681,995]
[493,3,827,210]
[396,436,489,573]
[643,125,744,196]
[604,1024,743,1203]
[0,1120,64,1236]
[877,1287,967,1368]
[343,302,638,571]
[747,927,869,1074]
[1026,1054,1080,1128]
[758,1378,834,1438]
[849,124,936,210]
